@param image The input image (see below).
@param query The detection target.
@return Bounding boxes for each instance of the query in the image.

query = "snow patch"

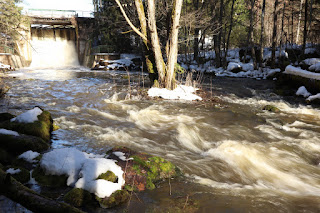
[227,62,241,71]
[113,151,133,161]
[0,128,19,136]
[302,58,320,66]
[148,85,202,101]
[40,148,125,198]
[0,62,10,69]
[6,168,21,175]
[19,151,40,163]
[10,107,43,123]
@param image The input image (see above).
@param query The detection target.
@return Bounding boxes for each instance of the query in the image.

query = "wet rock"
[0,110,53,142]
[0,133,49,155]
[64,188,93,207]
[0,113,15,122]
[96,190,129,209]
[0,148,14,165]
[262,105,280,113]
[32,166,68,187]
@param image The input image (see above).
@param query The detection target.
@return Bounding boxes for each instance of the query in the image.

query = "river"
[1,67,320,212]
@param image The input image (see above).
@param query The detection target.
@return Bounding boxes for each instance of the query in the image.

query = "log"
[0,168,84,213]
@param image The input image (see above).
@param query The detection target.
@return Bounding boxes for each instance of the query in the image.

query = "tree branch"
[114,0,148,42]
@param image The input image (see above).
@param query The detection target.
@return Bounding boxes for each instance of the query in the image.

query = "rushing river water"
[1,67,320,212]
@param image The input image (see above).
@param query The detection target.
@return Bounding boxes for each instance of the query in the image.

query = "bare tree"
[259,0,266,68]
[271,0,279,68]
[115,0,183,89]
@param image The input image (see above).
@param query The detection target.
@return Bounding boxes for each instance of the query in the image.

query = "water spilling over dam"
[30,27,79,67]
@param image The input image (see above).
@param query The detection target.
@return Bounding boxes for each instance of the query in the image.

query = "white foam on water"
[201,140,320,196]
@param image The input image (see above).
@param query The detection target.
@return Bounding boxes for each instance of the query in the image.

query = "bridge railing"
[25,9,93,18]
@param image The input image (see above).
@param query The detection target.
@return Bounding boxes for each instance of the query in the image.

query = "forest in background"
[92,0,320,68]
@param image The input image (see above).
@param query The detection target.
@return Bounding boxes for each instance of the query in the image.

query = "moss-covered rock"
[263,105,280,113]
[97,171,117,183]
[109,147,179,192]
[0,110,53,142]
[64,188,93,207]
[6,166,30,184]
[96,190,129,209]
[53,122,60,131]
[32,166,67,187]
[0,133,49,155]
[132,155,177,190]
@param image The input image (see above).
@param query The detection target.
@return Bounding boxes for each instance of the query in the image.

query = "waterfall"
[30,28,79,68]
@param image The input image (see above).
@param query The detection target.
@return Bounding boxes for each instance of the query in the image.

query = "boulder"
[96,190,129,209]
[0,110,53,142]
[0,133,49,155]
[64,188,93,207]
[32,166,68,187]
[263,105,280,113]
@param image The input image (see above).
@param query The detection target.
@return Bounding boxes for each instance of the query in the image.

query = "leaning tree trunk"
[271,0,279,69]
[0,168,83,213]
[166,0,184,90]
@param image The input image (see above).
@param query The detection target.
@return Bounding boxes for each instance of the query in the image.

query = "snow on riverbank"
[296,86,320,102]
[10,107,43,123]
[40,148,125,198]
[148,85,202,101]
[284,65,320,80]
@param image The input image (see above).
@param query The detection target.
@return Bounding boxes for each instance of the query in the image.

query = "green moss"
[53,123,60,131]
[32,166,67,187]
[64,188,92,207]
[97,171,117,183]
[7,166,30,183]
[132,155,177,190]
[0,134,49,155]
[263,105,280,113]
[96,190,129,209]
[0,110,53,142]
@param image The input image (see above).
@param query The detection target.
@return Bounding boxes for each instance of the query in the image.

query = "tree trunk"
[279,1,286,55]
[193,0,199,62]
[271,0,279,68]
[147,0,166,86]
[166,0,184,90]
[216,0,224,67]
[296,0,304,44]
[302,0,308,55]
[225,0,236,68]
[259,0,266,68]
[0,168,83,213]
[248,0,256,68]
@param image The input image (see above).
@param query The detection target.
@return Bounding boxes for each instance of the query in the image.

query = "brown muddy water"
[1,67,320,212]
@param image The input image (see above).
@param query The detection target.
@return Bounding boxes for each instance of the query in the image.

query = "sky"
[21,0,94,12]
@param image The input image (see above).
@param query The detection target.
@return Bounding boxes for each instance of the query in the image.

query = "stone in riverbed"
[0,110,53,142]
[96,190,130,209]
[64,188,93,207]
[32,166,68,187]
[262,105,280,113]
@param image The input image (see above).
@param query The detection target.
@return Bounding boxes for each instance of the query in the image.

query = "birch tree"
[115,0,183,90]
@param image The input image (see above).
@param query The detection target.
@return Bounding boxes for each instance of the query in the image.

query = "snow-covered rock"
[227,62,242,73]
[10,107,43,123]
[309,62,320,72]
[40,148,125,198]
[284,65,320,80]
[6,168,21,175]
[296,86,311,98]
[19,151,40,163]
[306,93,320,102]
[302,58,320,66]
